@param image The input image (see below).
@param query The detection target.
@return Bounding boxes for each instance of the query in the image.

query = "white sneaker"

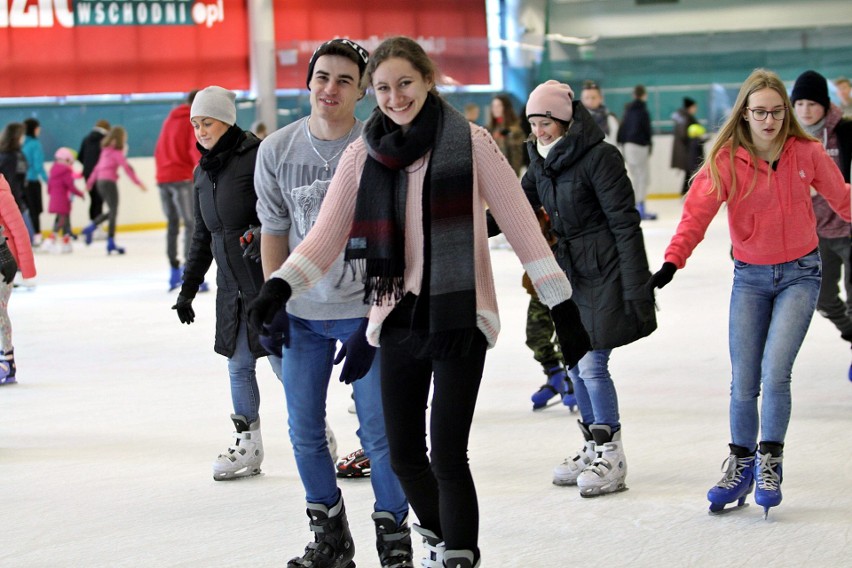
[212,414,263,481]
[577,425,628,497]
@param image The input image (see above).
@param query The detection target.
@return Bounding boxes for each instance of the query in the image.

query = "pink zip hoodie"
[86,146,143,190]
[665,136,851,267]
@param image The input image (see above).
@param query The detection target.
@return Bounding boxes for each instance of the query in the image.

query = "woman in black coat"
[522,80,656,497]
[170,86,275,481]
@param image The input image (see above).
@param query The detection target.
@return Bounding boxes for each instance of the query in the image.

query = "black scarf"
[346,93,477,351]
[197,125,245,175]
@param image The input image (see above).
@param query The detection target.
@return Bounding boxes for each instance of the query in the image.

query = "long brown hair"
[487,94,521,131]
[0,122,24,153]
[101,126,128,150]
[703,68,815,200]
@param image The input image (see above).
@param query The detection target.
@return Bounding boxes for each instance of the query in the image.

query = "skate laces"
[715,455,753,489]
[756,453,782,490]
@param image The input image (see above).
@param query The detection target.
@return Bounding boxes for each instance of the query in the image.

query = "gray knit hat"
[190,86,237,126]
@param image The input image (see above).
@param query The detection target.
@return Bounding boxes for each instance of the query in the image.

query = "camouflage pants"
[525,295,563,373]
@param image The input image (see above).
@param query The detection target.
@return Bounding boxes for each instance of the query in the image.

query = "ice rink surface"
[2,199,850,567]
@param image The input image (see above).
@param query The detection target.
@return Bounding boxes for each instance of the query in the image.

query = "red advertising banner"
[0,1,249,98]
[274,0,490,89]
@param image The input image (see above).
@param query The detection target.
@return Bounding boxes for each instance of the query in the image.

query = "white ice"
[2,199,851,567]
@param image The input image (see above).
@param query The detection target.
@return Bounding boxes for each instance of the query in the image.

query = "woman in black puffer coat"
[522,80,656,497]
[171,86,275,481]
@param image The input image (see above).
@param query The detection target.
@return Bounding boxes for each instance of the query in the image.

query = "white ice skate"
[212,414,263,481]
[553,421,596,486]
[577,425,628,497]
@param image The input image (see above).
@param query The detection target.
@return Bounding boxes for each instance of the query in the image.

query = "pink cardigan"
[666,137,851,268]
[272,124,574,348]
[87,146,143,189]
[0,175,36,279]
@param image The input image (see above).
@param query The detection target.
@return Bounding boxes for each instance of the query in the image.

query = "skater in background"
[671,98,700,195]
[618,84,657,220]
[154,90,201,291]
[522,80,656,496]
[648,68,851,518]
[0,122,35,242]
[46,147,85,253]
[249,36,590,568]
[170,86,280,482]
[0,174,36,384]
[790,70,852,381]
[581,80,619,147]
[254,38,412,568]
[22,118,48,247]
[81,126,147,254]
[78,119,110,233]
[487,94,525,176]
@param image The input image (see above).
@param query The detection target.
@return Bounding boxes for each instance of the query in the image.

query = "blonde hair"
[101,126,127,150]
[702,68,814,201]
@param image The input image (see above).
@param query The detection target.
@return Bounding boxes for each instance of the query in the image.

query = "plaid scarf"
[346,94,477,346]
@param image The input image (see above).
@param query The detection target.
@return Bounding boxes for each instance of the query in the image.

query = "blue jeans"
[567,348,619,429]
[227,319,280,424]
[279,315,408,520]
[728,250,821,448]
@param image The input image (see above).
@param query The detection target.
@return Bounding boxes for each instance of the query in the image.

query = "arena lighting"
[545,33,600,45]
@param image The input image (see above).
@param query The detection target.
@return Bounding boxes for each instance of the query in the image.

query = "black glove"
[171,294,195,325]
[240,225,261,263]
[333,318,376,384]
[550,299,591,370]
[647,262,677,291]
[248,278,291,334]
[258,306,290,356]
[0,239,17,284]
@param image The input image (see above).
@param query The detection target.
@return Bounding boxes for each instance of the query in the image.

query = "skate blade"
[213,468,263,481]
[552,478,580,487]
[579,485,629,498]
[532,398,565,411]
[708,502,749,515]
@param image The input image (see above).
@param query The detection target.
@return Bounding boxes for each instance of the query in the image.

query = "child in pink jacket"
[81,126,147,254]
[47,147,85,253]
[0,174,36,384]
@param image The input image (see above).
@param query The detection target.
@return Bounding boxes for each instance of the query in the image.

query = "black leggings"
[379,319,487,555]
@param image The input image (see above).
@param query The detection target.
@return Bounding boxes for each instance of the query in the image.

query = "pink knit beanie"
[526,80,574,122]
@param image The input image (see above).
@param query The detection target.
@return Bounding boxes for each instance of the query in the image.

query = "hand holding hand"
[247,278,291,334]
[171,294,195,324]
[258,306,290,356]
[240,226,261,263]
[333,319,376,384]
[550,299,591,369]
[647,262,677,291]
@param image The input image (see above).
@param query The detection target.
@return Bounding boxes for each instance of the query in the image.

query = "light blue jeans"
[279,315,408,521]
[728,250,821,449]
[227,319,280,424]
[567,348,619,429]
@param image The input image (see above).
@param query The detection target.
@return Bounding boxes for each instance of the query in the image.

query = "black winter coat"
[183,129,267,359]
[522,102,656,349]
[617,99,652,147]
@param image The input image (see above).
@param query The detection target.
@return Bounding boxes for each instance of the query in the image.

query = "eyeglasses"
[746,107,786,121]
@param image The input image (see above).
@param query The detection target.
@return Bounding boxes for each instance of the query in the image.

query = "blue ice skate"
[707,444,754,515]
[531,365,570,410]
[754,443,784,520]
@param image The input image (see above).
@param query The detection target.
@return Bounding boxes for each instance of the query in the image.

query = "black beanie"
[305,38,369,89]
[791,70,830,111]
[683,97,696,109]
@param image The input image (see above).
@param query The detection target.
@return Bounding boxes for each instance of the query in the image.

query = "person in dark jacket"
[617,84,656,219]
[522,80,656,497]
[170,86,278,481]
[78,119,110,228]
[0,122,35,242]
[671,97,699,195]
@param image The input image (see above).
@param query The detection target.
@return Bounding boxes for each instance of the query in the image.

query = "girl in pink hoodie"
[648,69,851,519]
[0,174,36,384]
[81,126,147,254]
[47,147,85,253]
